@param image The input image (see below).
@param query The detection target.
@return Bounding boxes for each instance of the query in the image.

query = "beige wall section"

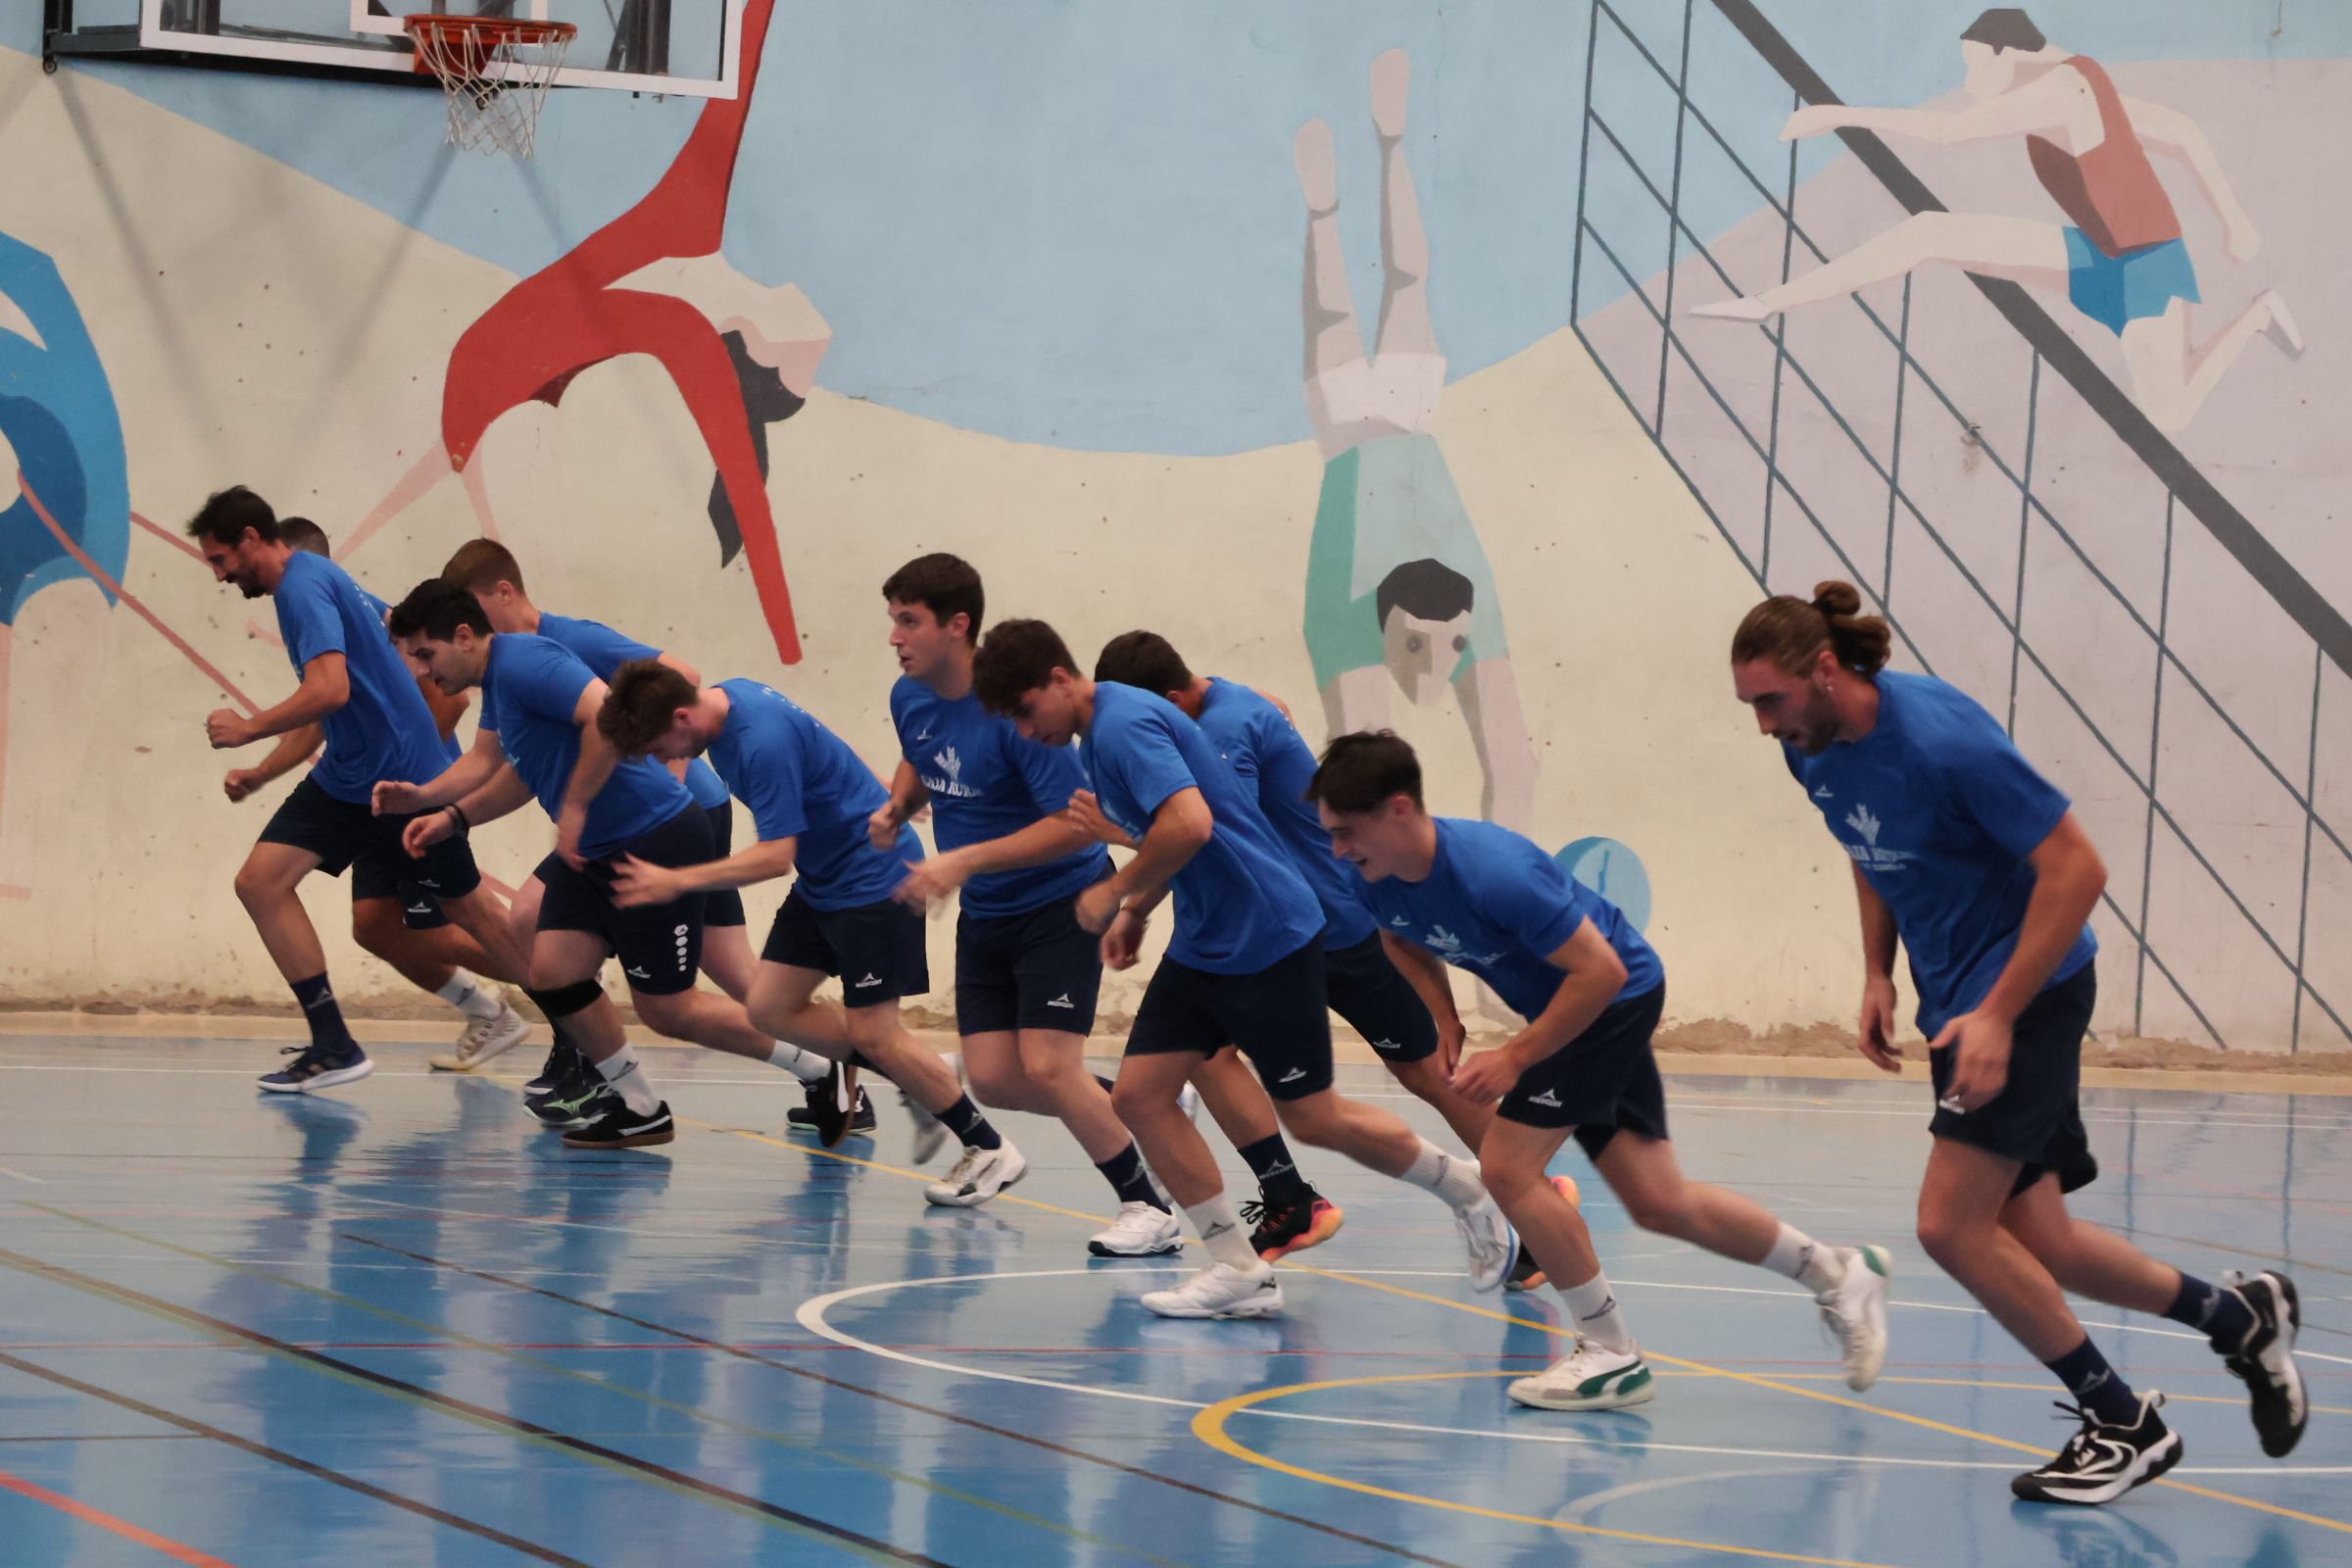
[0,55,1857,1030]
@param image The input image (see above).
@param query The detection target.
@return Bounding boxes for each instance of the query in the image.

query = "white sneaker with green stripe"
[1818,1244,1894,1392]
[1508,1338,1655,1411]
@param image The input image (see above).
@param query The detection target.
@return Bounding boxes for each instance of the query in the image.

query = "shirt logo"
[855,973,884,988]
[910,725,934,745]
[1845,804,1881,846]
[1424,924,1506,965]
[1837,801,1917,871]
[919,743,984,800]
[1391,914,1411,927]
[1528,1087,1562,1108]
[1047,994,1075,1009]
[1813,784,1835,801]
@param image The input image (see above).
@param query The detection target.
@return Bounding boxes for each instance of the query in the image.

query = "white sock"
[435,970,504,1022]
[766,1041,828,1084]
[1397,1138,1489,1211]
[592,1045,661,1115]
[1560,1269,1635,1352]
[1184,1194,1269,1274]
[1763,1223,1843,1295]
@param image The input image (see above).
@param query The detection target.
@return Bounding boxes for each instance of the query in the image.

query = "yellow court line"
[1194,1370,1907,1568]
[591,1097,2352,1539]
[1679,1371,2352,1418]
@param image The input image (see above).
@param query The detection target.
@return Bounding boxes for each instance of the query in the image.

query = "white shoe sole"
[1144,1286,1285,1320]
[1507,1366,1656,1411]
[430,1010,531,1073]
[2013,1429,2181,1505]
[1089,1230,1184,1257]
[260,1057,374,1094]
[924,1147,1028,1207]
[1843,1244,1894,1392]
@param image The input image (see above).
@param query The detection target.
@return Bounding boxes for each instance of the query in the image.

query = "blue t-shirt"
[356,583,460,766]
[1083,683,1323,975]
[478,634,691,858]
[1196,677,1376,950]
[1787,670,2095,1037]
[890,676,1109,919]
[273,551,452,803]
[706,679,921,910]
[534,612,729,809]
[1362,816,1661,1021]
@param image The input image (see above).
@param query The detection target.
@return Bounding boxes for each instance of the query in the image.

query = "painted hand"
[609,855,684,909]
[1449,1046,1523,1104]
[2226,217,2261,265]
[1932,1010,2012,1112]
[205,709,252,749]
[1859,975,1902,1073]
[1781,104,1848,141]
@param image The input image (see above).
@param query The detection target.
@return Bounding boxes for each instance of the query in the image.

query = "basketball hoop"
[403,14,576,160]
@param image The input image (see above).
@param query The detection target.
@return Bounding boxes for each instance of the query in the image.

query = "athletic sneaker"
[258,1042,373,1094]
[1242,1192,1345,1262]
[924,1141,1028,1207]
[808,1061,860,1149]
[562,1098,676,1150]
[529,1067,612,1129]
[1456,1195,1517,1294]
[905,1053,961,1164]
[1143,1263,1283,1320]
[1817,1245,1894,1392]
[2011,1394,2181,1505]
[786,1084,877,1135]
[430,1003,531,1073]
[523,1038,584,1098]
[1089,1201,1184,1257]
[2220,1270,2308,1457]
[1508,1338,1656,1410]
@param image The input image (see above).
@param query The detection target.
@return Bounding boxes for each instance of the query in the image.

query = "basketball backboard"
[47,0,744,99]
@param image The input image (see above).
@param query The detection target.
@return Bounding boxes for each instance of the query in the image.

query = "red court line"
[0,1462,237,1566]
[20,474,262,715]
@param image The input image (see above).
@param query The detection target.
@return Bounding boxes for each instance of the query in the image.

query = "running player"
[380,581,797,1150]
[220,518,534,1071]
[596,662,1028,1205]
[190,487,533,1093]
[1307,730,1894,1410]
[973,619,1515,1320]
[1731,582,2306,1502]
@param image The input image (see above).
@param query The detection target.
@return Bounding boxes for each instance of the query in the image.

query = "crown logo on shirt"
[1845,803,1881,847]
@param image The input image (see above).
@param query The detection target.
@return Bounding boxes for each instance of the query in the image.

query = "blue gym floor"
[0,1033,2344,1567]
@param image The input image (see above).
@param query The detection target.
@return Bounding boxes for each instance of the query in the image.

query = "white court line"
[0,1163,45,1184]
[796,1266,2352,1476]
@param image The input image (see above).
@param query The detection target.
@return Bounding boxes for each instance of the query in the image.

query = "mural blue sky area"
[22,0,2348,455]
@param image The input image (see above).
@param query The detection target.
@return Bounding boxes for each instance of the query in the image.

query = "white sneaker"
[924,1140,1027,1207]
[1143,1262,1283,1319]
[1089,1201,1183,1257]
[1818,1245,1893,1391]
[1455,1195,1517,1294]
[430,1003,531,1073]
[905,1089,951,1166]
[1178,1081,1201,1122]
[1508,1337,1655,1410]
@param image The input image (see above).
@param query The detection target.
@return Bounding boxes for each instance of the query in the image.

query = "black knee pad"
[525,982,606,1022]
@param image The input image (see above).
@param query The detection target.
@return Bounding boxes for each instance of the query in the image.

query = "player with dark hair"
[1733,580,2307,1502]
[974,618,1515,1319]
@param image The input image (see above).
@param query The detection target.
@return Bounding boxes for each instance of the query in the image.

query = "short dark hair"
[1306,731,1424,813]
[185,486,280,547]
[386,578,491,642]
[1093,629,1193,696]
[973,617,1078,714]
[1960,7,2044,52]
[599,660,697,755]
[277,516,332,557]
[1374,558,1476,624]
[882,553,985,643]
[442,538,526,596]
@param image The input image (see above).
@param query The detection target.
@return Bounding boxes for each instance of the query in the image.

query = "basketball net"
[404,16,576,159]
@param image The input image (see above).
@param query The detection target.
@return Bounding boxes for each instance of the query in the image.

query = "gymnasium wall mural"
[0,0,2342,1053]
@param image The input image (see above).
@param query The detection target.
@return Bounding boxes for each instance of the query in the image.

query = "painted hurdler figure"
[974,619,1516,1320]
[1308,730,1893,1411]
[1732,582,2306,1503]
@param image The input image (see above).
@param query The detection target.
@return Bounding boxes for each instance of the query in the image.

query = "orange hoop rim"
[402,14,578,48]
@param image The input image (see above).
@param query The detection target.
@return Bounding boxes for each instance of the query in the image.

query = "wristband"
[444,804,470,836]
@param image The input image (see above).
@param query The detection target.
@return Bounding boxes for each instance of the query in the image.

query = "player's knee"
[630,990,690,1034]
[1478,1151,1546,1204]
[350,903,400,956]
[1272,1094,1342,1149]
[232,862,283,911]
[1110,1071,1178,1127]
[1619,1185,1690,1237]
[1914,1203,1977,1269]
[966,1054,1031,1107]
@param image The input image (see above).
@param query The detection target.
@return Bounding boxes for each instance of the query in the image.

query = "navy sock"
[1238,1134,1311,1206]
[1095,1144,1167,1210]
[939,1095,1002,1152]
[289,973,356,1055]
[2164,1272,2257,1348]
[2044,1338,2140,1427]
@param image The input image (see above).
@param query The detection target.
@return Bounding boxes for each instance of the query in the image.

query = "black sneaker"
[2221,1270,2308,1457]
[806,1061,859,1149]
[1241,1189,1344,1263]
[523,1038,585,1099]
[562,1098,675,1150]
[1507,1243,1547,1293]
[787,1083,876,1135]
[2010,1395,2181,1505]
[258,1042,373,1095]
[529,1066,612,1129]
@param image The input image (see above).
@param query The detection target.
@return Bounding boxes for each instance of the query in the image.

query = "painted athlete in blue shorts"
[974,617,1515,1323]
[1734,580,2307,1503]
[1310,729,1890,1413]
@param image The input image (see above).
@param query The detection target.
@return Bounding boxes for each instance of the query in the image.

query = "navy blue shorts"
[956,894,1102,1036]
[763,886,929,1007]
[1499,984,1669,1161]
[1931,960,2100,1199]
[1129,941,1333,1102]
[260,775,481,907]
[349,851,452,931]
[1325,932,1438,1062]
[702,801,746,928]
[534,806,710,997]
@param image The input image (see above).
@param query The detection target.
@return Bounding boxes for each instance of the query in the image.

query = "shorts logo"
[414,877,441,890]
[1372,1038,1399,1052]
[1528,1087,1562,1107]
[406,903,434,917]
[1047,994,1075,1009]
[624,963,653,980]
[1277,1067,1307,1084]
[855,973,884,988]
[674,922,692,971]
